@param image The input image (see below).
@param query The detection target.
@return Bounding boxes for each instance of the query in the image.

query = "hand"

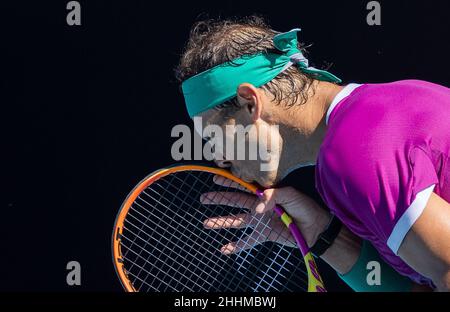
[200,175,331,255]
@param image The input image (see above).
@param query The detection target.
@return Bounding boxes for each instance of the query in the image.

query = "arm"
[397,192,450,291]
[259,187,429,291]
[319,217,361,275]
[202,182,429,291]
[308,211,429,291]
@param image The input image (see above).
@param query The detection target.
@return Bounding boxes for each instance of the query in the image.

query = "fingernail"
[255,202,265,214]
[221,246,232,255]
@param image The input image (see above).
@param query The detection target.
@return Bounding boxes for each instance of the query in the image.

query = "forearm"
[275,187,425,291]
[304,211,425,291]
[320,223,362,275]
[303,210,361,275]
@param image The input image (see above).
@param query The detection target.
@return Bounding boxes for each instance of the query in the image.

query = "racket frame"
[112,164,326,292]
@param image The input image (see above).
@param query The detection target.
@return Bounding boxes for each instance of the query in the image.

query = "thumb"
[255,187,297,214]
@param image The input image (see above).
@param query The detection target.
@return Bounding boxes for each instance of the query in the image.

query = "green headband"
[181,28,342,117]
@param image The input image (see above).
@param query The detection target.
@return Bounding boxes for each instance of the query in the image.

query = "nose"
[215,159,232,169]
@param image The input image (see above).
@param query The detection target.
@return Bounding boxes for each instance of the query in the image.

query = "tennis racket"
[112,164,326,292]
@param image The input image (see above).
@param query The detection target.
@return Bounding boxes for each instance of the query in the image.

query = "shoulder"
[319,80,448,175]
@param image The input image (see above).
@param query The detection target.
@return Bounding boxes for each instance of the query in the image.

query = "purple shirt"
[315,80,450,286]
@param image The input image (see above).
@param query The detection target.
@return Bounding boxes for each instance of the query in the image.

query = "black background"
[1,0,449,292]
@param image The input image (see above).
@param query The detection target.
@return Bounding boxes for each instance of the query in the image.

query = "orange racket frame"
[112,164,326,292]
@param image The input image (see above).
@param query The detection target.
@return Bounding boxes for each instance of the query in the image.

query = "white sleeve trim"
[326,83,362,125]
[387,184,436,255]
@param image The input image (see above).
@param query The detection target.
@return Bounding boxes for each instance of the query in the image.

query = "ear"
[236,83,263,122]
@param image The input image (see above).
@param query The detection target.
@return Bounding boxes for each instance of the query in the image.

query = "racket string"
[144,172,212,291]
[128,188,305,291]
[137,171,308,290]
[118,170,309,292]
[152,174,302,271]
[143,177,308,290]
[131,175,179,291]
[163,172,296,253]
[123,221,232,291]
[123,207,221,288]
[156,171,242,292]
[121,227,211,291]
[177,172,306,292]
[159,169,284,289]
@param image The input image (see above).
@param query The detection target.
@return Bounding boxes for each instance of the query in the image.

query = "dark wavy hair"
[175,16,319,114]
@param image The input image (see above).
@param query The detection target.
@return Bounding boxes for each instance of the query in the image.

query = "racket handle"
[256,189,327,292]
[255,190,309,255]
[272,205,310,255]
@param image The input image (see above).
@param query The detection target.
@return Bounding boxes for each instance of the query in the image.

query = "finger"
[255,187,300,214]
[266,224,296,247]
[203,213,250,229]
[212,175,252,193]
[255,200,271,214]
[245,212,271,228]
[220,233,262,255]
[200,191,257,209]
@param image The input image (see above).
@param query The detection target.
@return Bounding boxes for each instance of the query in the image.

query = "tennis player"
[176,16,450,291]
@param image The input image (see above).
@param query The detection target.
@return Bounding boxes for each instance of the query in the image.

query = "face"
[195,84,287,188]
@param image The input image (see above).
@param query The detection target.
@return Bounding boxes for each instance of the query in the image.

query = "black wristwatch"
[310,214,342,257]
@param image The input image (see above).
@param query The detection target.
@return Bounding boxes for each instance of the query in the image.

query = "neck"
[277,81,344,175]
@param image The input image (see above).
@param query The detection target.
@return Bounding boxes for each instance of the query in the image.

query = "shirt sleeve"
[386,146,438,254]
[319,145,438,256]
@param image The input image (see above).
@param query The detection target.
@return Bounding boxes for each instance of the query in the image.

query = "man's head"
[176,16,340,187]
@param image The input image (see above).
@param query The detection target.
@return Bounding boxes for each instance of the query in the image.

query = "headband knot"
[273,28,301,55]
[289,52,309,68]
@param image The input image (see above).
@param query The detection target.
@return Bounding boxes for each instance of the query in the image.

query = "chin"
[256,177,278,189]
